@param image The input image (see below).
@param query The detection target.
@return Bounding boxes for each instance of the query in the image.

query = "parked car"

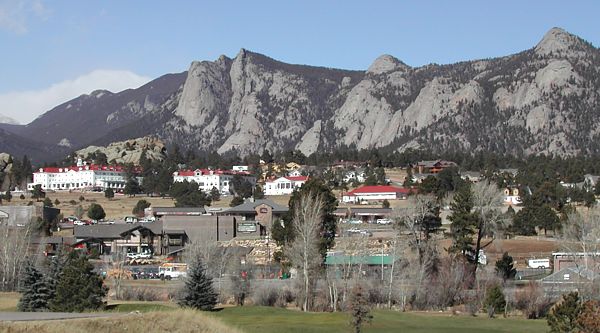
[348,219,362,224]
[73,220,86,226]
[376,218,393,225]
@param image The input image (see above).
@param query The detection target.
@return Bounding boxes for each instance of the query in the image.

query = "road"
[0,312,120,321]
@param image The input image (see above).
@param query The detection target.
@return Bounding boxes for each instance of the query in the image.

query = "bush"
[69,200,77,205]
[252,286,279,306]
[484,284,506,318]
[119,287,162,301]
[515,282,553,319]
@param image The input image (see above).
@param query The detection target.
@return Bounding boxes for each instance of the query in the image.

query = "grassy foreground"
[0,309,242,333]
[214,306,548,333]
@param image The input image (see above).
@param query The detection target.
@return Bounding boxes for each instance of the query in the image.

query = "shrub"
[548,292,582,333]
[484,284,506,318]
[119,287,162,301]
[252,286,279,306]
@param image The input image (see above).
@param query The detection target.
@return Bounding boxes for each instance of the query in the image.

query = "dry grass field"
[0,309,242,333]
[5,192,290,220]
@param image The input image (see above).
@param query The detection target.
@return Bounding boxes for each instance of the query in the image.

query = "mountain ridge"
[2,27,599,163]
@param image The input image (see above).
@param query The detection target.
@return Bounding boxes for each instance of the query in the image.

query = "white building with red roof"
[172,169,255,194]
[27,160,136,191]
[264,176,309,196]
[342,185,411,203]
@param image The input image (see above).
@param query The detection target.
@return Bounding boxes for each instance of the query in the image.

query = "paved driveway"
[0,312,120,321]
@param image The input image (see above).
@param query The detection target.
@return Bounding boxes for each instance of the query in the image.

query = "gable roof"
[285,176,309,182]
[541,266,599,283]
[224,199,289,214]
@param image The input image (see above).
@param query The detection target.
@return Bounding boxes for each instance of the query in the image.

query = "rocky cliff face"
[3,27,600,162]
[75,136,167,165]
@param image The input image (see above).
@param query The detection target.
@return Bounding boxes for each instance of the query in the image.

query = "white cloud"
[0,69,152,124]
[0,0,50,34]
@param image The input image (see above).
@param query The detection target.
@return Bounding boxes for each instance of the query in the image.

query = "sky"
[0,0,599,124]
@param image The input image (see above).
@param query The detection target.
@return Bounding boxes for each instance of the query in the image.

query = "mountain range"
[1,27,599,163]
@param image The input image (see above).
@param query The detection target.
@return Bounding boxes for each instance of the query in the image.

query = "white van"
[528,258,550,269]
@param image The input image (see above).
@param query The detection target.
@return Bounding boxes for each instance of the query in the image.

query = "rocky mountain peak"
[367,54,409,74]
[535,27,589,56]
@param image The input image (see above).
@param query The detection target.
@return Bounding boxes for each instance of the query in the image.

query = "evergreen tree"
[132,199,151,217]
[124,178,141,197]
[448,185,478,256]
[547,292,582,333]
[178,256,218,311]
[31,184,45,201]
[104,188,114,200]
[87,203,106,221]
[17,262,51,312]
[382,199,390,209]
[4,190,11,202]
[484,284,506,318]
[495,252,517,281]
[170,181,212,207]
[210,186,221,201]
[49,252,107,312]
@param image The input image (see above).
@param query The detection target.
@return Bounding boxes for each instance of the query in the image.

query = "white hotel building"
[264,176,309,195]
[27,161,134,191]
[172,169,256,194]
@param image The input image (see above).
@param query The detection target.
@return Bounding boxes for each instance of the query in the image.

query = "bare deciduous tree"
[471,181,505,275]
[561,206,600,295]
[287,191,324,312]
[0,222,33,291]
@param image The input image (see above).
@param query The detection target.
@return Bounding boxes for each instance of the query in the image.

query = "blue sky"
[0,0,599,124]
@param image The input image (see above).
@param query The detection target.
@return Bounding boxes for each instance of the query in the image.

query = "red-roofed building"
[342,185,411,203]
[264,176,309,196]
[27,159,140,191]
[172,169,255,194]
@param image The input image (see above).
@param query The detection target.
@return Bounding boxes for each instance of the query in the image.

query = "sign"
[237,223,257,233]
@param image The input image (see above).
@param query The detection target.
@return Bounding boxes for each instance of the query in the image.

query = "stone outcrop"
[75,136,166,165]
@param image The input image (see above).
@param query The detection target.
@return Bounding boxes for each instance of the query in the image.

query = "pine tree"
[548,292,582,333]
[448,184,477,256]
[495,252,517,281]
[178,256,218,311]
[17,262,51,312]
[49,252,107,312]
[484,284,506,318]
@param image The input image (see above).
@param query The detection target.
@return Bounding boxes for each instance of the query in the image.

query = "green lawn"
[214,306,548,333]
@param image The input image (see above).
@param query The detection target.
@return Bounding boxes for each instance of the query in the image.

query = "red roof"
[347,185,411,195]
[285,176,309,182]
